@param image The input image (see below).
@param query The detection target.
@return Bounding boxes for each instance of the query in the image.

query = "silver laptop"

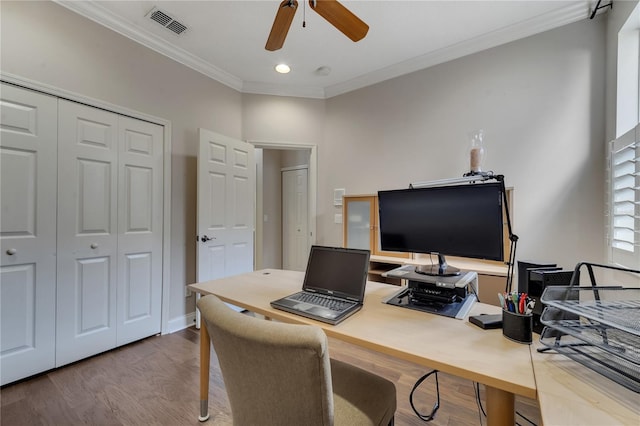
[270,246,371,325]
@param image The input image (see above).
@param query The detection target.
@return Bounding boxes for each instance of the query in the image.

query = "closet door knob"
[6,248,17,255]
[90,243,99,249]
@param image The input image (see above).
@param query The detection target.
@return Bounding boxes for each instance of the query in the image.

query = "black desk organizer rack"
[537,262,640,393]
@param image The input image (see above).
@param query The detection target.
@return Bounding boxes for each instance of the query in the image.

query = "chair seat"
[331,359,396,426]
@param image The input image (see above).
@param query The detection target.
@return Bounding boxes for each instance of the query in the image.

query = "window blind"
[609,124,640,268]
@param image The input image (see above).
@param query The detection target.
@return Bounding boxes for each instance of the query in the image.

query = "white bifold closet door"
[0,84,58,385]
[115,115,163,347]
[56,100,163,367]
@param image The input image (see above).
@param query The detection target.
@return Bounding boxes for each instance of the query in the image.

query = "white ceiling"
[55,1,595,99]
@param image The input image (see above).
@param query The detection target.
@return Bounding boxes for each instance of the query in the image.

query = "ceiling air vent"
[146,7,188,35]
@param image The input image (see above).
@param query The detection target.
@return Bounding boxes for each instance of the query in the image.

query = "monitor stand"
[382,271,478,319]
[415,254,460,277]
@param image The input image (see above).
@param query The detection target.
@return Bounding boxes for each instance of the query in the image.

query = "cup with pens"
[499,292,534,344]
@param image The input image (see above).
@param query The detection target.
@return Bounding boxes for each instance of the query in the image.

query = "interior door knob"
[201,235,214,242]
[6,248,17,255]
[90,243,99,249]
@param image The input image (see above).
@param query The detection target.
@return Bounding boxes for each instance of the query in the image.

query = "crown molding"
[324,1,591,98]
[53,0,243,91]
[54,1,591,100]
[241,81,326,99]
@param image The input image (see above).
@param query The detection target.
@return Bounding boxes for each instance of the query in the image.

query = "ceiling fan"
[265,0,369,51]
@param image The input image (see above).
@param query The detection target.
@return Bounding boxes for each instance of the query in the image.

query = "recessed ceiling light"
[275,63,291,74]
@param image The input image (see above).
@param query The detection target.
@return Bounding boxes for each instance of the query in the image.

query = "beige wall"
[1,1,243,325]
[1,1,616,324]
[242,93,325,144]
[322,17,607,272]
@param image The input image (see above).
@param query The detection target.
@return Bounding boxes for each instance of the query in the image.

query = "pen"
[498,293,505,310]
[518,294,525,314]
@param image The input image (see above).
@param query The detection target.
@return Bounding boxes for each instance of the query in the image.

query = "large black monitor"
[378,182,504,276]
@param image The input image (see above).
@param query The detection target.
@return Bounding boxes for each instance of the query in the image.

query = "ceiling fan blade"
[265,0,299,51]
[309,0,369,42]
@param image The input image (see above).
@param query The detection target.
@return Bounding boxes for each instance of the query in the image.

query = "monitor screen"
[378,182,504,270]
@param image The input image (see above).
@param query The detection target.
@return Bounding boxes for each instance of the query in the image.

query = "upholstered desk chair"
[197,294,396,426]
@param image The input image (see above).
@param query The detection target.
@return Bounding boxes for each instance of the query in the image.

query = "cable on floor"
[409,370,440,422]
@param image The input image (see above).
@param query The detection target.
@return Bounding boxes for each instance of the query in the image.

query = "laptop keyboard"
[291,292,355,312]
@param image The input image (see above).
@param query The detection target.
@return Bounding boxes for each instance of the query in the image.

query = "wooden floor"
[1,326,540,425]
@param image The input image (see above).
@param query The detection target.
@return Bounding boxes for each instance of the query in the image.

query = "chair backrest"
[197,295,334,426]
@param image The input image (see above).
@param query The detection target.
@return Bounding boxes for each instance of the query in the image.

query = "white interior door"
[0,83,58,385]
[197,129,255,304]
[56,100,119,367]
[282,167,309,271]
[116,116,163,346]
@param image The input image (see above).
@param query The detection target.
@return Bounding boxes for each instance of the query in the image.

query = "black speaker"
[528,269,576,333]
[517,260,556,293]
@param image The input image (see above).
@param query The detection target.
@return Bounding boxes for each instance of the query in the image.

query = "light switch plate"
[333,188,345,206]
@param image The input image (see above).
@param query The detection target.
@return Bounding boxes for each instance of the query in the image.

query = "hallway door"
[282,167,309,271]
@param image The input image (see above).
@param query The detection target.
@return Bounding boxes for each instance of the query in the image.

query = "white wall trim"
[53,0,589,99]
[0,71,174,336]
[167,312,197,334]
[281,164,309,173]
[242,81,325,100]
[324,2,591,98]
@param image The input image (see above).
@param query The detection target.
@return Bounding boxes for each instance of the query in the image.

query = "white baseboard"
[166,312,197,334]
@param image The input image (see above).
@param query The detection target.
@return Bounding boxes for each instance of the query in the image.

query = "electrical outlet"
[185,286,192,298]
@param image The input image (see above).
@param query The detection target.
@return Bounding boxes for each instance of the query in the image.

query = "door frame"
[249,140,317,270]
[1,72,173,335]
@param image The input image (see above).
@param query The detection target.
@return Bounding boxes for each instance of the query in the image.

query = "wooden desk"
[189,269,536,426]
[530,341,640,425]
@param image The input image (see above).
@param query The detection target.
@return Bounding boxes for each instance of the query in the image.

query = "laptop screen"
[302,246,371,301]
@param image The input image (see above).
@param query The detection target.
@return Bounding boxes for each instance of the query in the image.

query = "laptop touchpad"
[309,307,337,318]
[294,302,314,311]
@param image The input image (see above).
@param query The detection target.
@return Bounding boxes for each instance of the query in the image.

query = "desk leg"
[485,386,514,426]
[199,323,211,422]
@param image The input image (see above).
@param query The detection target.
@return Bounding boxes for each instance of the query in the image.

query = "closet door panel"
[0,83,57,385]
[116,116,163,345]
[56,100,118,367]
[75,256,112,331]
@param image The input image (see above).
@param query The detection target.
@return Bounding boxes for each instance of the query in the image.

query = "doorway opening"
[251,141,317,271]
